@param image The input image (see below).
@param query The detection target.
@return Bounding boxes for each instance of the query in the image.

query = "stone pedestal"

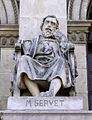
[7,97,83,110]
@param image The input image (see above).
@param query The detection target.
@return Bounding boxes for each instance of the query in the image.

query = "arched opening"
[87,1,92,20]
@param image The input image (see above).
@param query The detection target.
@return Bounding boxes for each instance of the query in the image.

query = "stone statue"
[12,15,78,97]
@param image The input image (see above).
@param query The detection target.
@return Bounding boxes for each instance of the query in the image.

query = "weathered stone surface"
[75,45,87,69]
[69,0,90,20]
[0,73,11,96]
[1,110,92,120]
[7,97,83,110]
[1,48,15,72]
[0,48,15,96]
[0,0,18,24]
[74,44,88,109]
[19,0,67,39]
[20,0,66,18]
[0,96,8,110]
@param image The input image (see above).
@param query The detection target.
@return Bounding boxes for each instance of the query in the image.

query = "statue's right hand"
[22,40,32,55]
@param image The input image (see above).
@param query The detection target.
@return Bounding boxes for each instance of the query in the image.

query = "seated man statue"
[13,15,78,96]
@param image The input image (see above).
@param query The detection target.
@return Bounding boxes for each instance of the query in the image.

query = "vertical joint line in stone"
[0,48,1,61]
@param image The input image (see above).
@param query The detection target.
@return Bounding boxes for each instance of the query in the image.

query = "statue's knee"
[53,77,61,85]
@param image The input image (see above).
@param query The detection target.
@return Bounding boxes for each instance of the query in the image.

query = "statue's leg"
[24,75,40,96]
[48,78,61,96]
[40,78,61,97]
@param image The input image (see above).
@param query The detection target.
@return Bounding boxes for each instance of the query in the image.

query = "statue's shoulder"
[32,35,39,42]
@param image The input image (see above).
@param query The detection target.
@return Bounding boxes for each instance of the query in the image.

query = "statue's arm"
[53,29,74,53]
[58,33,78,80]
[60,35,74,53]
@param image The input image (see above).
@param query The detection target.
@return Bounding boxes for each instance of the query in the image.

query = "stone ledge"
[0,110,92,114]
[0,110,92,120]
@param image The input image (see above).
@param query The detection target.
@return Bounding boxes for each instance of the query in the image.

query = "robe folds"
[15,35,77,89]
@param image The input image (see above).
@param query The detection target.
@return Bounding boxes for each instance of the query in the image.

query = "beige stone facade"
[19,0,67,39]
[0,0,92,111]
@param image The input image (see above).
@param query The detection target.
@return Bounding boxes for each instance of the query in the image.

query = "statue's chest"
[36,38,59,54]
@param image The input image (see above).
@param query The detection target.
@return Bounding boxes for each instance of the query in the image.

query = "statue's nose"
[47,22,52,27]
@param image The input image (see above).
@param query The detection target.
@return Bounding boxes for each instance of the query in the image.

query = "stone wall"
[19,0,67,39]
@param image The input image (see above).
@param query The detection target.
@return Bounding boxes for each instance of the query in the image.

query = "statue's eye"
[51,22,56,26]
[45,20,49,24]
[45,20,56,27]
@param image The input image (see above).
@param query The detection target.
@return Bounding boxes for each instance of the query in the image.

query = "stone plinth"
[7,97,83,110]
[0,110,92,120]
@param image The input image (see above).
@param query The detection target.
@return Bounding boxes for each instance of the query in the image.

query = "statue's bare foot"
[40,89,54,97]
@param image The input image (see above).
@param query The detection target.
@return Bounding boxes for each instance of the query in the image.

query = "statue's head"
[41,15,59,38]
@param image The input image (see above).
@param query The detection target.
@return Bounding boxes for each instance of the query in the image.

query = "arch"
[0,0,19,24]
[67,0,74,20]
[67,0,91,20]
[79,0,90,20]
[87,0,92,19]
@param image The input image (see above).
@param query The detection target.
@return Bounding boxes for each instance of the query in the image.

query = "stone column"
[68,21,91,110]
[19,0,67,40]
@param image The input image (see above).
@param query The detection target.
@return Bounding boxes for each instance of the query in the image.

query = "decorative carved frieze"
[68,21,92,44]
[68,30,88,44]
[0,25,18,48]
[0,36,18,48]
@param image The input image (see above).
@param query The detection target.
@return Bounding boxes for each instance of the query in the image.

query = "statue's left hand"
[53,29,63,40]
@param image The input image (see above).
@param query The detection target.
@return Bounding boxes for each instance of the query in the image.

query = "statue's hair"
[40,15,59,30]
